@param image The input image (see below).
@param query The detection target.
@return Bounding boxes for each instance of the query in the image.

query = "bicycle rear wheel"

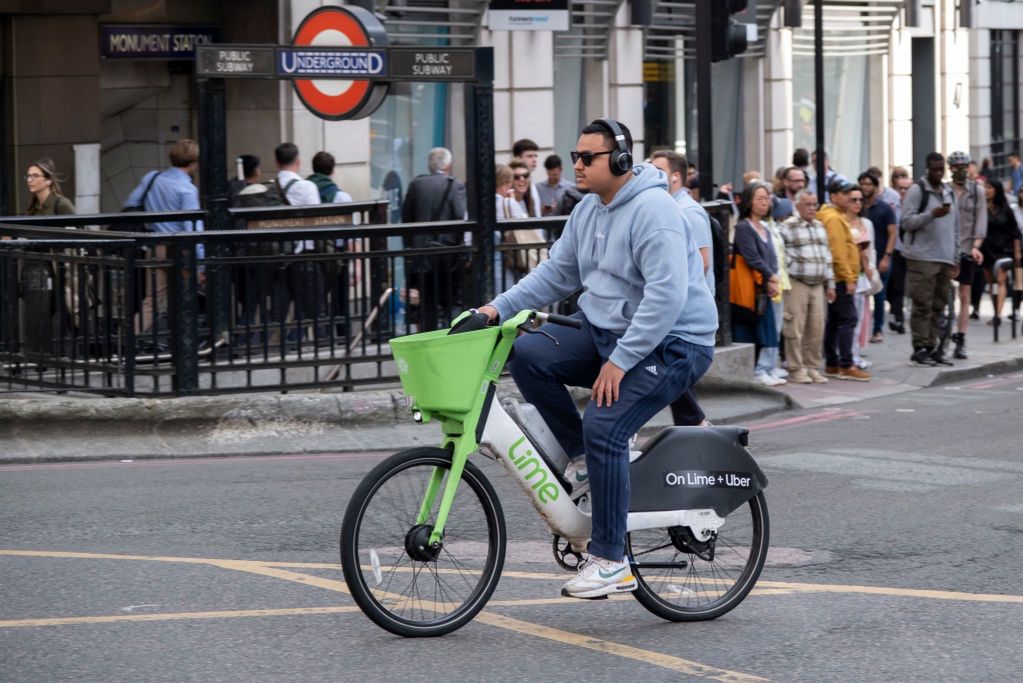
[340,447,506,637]
[628,492,769,621]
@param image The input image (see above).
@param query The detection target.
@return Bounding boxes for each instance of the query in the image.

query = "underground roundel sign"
[290,6,389,121]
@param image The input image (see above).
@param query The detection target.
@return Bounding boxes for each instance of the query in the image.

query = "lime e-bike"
[340,310,769,637]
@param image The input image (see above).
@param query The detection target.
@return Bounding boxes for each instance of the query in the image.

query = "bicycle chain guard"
[552,535,585,572]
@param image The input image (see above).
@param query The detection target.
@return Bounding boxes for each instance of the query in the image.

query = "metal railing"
[0,205,572,396]
[0,200,731,397]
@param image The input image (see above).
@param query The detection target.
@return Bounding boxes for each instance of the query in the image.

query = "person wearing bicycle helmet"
[947,151,986,359]
[477,118,717,599]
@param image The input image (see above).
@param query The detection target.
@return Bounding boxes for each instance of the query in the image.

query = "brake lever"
[517,322,559,346]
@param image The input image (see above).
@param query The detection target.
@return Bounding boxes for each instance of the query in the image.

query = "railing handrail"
[0,199,389,229]
[0,219,485,243]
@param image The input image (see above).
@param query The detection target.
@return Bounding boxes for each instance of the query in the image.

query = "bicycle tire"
[628,492,769,622]
[340,447,506,637]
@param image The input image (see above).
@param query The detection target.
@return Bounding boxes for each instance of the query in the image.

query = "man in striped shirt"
[780,190,836,384]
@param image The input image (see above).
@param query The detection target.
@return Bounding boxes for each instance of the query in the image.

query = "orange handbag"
[729,247,764,325]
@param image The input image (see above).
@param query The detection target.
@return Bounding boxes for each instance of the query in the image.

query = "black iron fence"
[0,200,731,397]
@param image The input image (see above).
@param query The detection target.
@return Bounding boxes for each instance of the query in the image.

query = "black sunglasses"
[570,150,612,166]
[512,173,530,180]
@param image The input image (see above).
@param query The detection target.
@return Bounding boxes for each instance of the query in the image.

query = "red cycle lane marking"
[749,409,865,433]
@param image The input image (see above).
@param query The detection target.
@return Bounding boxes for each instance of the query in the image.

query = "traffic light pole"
[696,0,714,201]
[814,0,826,205]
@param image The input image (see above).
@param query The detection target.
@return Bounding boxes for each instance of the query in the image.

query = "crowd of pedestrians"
[16,135,1023,383]
[725,148,1023,385]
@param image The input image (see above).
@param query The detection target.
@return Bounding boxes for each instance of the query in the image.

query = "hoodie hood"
[602,163,669,210]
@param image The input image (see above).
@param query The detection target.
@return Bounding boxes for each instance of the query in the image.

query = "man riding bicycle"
[477,118,718,599]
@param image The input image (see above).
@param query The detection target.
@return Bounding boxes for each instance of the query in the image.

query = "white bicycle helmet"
[947,150,971,166]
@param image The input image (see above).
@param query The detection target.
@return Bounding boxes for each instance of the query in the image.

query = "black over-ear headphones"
[595,117,633,176]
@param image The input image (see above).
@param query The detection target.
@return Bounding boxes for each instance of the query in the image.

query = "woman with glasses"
[844,186,879,370]
[509,159,540,218]
[25,158,76,216]
[732,181,786,386]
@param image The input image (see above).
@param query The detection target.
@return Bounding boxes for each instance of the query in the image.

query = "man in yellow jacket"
[817,181,872,381]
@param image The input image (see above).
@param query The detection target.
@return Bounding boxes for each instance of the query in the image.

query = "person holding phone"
[900,152,961,367]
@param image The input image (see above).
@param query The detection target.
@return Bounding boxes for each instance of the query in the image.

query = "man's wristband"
[884,251,893,257]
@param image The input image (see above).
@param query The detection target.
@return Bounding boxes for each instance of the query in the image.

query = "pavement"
[1,301,1020,463]
[774,304,1023,409]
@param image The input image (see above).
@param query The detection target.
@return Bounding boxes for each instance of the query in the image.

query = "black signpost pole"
[196,76,231,344]
[696,0,714,201]
[465,48,496,302]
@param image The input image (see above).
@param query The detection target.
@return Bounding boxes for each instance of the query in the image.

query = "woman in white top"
[494,164,526,294]
[846,187,878,369]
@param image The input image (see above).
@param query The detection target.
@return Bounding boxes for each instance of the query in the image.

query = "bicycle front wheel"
[628,492,769,621]
[340,447,506,637]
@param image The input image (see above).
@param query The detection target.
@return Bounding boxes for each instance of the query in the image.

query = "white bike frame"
[479,399,726,553]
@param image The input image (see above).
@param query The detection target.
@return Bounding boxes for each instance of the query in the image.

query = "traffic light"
[711,0,751,62]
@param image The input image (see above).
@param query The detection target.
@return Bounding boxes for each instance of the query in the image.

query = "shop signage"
[488,0,570,31]
[101,24,220,60]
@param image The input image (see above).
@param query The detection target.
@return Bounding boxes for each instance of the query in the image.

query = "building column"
[73,143,101,214]
[938,0,971,157]
[483,26,556,180]
[968,29,992,166]
[764,13,793,177]
[888,26,914,174]
[608,5,645,160]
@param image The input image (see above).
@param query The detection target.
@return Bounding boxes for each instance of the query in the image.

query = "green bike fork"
[417,310,531,549]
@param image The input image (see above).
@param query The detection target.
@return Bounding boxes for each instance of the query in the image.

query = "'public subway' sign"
[101,24,220,60]
[193,7,483,120]
[198,46,479,81]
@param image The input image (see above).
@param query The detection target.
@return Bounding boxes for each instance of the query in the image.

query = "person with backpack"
[307,151,354,204]
[947,151,987,359]
[273,142,326,342]
[900,152,961,367]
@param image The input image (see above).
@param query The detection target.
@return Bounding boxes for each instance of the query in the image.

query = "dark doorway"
[911,37,936,179]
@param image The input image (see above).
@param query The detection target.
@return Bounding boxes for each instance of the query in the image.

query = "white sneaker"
[561,556,637,599]
[771,367,789,379]
[564,457,589,499]
[754,373,781,386]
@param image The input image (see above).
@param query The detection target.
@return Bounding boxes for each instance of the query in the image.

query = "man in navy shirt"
[859,172,896,342]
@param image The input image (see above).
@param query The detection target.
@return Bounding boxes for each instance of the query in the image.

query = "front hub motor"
[404,524,442,562]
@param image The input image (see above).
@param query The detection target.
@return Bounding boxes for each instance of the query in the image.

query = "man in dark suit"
[401,147,468,331]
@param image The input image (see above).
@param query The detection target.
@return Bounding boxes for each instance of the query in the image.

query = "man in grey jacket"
[478,119,717,599]
[900,152,961,367]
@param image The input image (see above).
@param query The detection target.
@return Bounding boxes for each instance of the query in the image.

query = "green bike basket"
[390,327,501,414]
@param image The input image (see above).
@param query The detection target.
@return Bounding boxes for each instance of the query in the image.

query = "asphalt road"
[3,372,1023,682]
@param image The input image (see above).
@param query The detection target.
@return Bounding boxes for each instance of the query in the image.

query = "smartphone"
[942,201,951,209]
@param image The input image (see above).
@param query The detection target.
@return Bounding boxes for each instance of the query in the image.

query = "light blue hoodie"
[491,163,718,371]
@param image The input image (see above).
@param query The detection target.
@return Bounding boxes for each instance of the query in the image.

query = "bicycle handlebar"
[535,312,582,329]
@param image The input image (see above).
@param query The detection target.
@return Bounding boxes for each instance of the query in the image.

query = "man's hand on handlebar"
[592,360,625,408]
[478,305,499,322]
